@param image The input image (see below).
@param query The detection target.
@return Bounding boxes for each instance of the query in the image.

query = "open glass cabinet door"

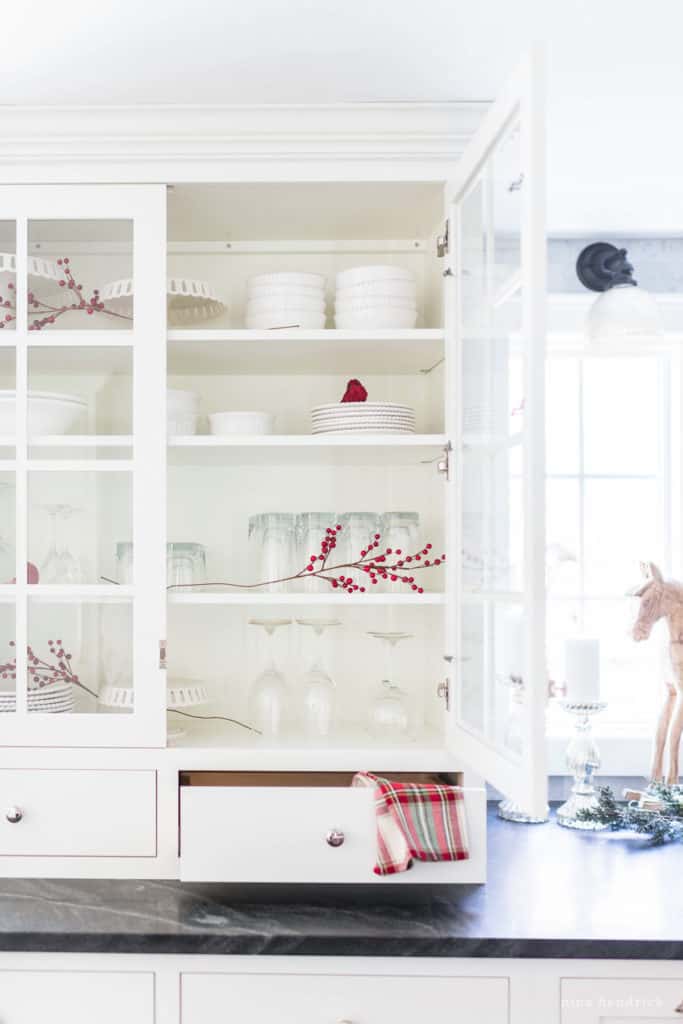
[445,51,548,817]
[0,185,167,747]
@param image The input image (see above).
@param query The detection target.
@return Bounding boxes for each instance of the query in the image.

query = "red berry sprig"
[0,256,132,331]
[167,525,445,596]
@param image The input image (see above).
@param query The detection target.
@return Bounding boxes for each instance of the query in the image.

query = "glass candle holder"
[556,699,609,829]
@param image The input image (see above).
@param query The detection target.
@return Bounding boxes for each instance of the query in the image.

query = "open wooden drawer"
[179,772,486,884]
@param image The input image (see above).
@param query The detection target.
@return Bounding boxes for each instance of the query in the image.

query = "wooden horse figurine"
[631,562,683,784]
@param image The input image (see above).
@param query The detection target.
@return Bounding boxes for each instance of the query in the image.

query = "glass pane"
[0,473,15,585]
[28,348,133,453]
[26,598,132,714]
[460,178,487,331]
[0,222,16,332]
[462,329,520,440]
[27,220,133,331]
[462,444,522,593]
[489,121,522,292]
[0,602,16,714]
[459,600,524,759]
[28,472,132,585]
[583,356,661,476]
[583,478,661,595]
[0,348,16,455]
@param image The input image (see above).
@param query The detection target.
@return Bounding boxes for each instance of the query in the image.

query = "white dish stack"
[334,265,418,329]
[311,402,416,434]
[246,272,326,329]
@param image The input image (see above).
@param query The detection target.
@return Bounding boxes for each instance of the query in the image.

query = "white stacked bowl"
[335,266,417,329]
[168,388,200,435]
[246,272,326,329]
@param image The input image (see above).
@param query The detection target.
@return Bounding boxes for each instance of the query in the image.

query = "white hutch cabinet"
[0,53,547,882]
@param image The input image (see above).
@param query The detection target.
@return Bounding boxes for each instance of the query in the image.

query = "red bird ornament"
[341,379,368,403]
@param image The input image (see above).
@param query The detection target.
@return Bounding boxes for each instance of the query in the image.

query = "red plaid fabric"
[353,771,470,875]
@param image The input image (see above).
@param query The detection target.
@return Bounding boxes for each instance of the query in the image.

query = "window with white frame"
[545,351,672,731]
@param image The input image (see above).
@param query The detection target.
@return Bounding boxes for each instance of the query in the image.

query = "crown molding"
[0,102,486,180]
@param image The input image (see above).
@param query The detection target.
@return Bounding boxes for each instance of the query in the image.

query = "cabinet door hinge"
[159,640,167,670]
[437,679,450,711]
[436,220,449,258]
[436,442,451,481]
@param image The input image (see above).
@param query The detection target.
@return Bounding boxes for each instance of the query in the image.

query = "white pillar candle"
[564,637,600,701]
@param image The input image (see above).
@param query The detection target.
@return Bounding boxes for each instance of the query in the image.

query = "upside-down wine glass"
[296,618,341,739]
[40,504,83,583]
[247,618,291,739]
[366,631,413,737]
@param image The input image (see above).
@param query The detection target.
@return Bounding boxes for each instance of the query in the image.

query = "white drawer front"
[181,972,508,1024]
[0,770,156,857]
[562,978,683,1021]
[180,784,485,883]
[0,970,154,1023]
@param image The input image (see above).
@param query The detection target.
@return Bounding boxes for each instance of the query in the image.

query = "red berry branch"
[167,525,445,595]
[0,639,97,699]
[0,640,258,733]
[0,257,132,331]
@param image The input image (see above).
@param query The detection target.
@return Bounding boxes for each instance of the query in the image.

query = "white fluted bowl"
[336,265,415,289]
[335,308,417,329]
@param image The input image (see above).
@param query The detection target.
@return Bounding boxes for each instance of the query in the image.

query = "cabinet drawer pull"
[325,828,345,848]
[5,806,23,824]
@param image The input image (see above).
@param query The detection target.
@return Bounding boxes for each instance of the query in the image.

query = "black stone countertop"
[0,806,680,958]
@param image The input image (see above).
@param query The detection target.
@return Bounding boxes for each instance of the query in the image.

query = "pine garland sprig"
[575,784,683,844]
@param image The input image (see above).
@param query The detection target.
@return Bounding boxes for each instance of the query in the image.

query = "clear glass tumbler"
[248,513,297,592]
[167,542,207,589]
[296,512,338,592]
[335,512,380,583]
[379,511,419,591]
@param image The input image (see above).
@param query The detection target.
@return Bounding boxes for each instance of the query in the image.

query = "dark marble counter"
[0,806,680,958]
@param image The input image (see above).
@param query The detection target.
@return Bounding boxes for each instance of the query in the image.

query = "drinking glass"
[248,513,296,592]
[247,617,291,738]
[167,542,206,588]
[379,511,419,591]
[335,512,380,579]
[296,618,341,739]
[366,631,413,737]
[39,504,83,583]
[296,513,337,592]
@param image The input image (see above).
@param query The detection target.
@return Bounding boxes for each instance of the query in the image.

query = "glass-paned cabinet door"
[445,52,547,816]
[0,186,166,747]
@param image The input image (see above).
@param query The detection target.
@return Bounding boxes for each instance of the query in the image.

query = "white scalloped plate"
[101,276,227,326]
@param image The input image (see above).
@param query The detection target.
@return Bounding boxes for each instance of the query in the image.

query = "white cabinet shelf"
[167,329,444,375]
[168,591,445,606]
[168,433,446,466]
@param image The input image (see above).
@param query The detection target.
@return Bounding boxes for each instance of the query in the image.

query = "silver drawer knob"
[5,806,23,824]
[325,828,345,848]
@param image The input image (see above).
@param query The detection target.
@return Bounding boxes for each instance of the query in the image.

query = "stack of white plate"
[168,389,200,435]
[311,402,416,434]
[335,266,417,329]
[0,680,74,714]
[246,272,326,329]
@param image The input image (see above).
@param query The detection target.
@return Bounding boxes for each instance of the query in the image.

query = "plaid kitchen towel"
[353,772,469,875]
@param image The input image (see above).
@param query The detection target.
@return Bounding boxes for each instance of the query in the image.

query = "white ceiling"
[4,0,683,232]
[3,0,681,106]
